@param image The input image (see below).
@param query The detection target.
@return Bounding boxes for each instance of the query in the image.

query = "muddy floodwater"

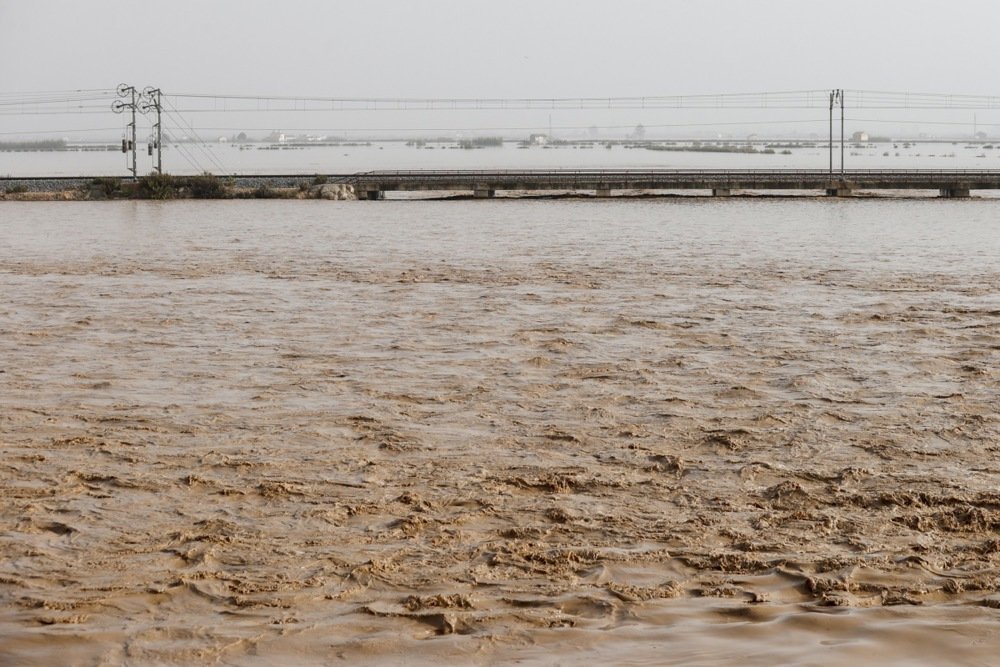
[1,198,999,665]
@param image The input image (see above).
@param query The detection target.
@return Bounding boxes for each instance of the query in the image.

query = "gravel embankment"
[1,175,354,193]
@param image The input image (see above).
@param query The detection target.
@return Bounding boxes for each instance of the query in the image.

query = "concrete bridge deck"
[348,169,1000,199]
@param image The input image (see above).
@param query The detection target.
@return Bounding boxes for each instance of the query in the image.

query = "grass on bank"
[81,173,323,200]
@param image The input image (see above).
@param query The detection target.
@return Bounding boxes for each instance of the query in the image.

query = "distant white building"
[528,133,549,145]
[851,131,869,142]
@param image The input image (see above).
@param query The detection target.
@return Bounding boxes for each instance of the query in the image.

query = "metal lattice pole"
[112,84,138,180]
[141,87,163,173]
[840,89,845,175]
[130,87,137,179]
[829,90,834,174]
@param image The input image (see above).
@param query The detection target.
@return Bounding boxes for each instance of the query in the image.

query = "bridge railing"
[351,168,1000,178]
[346,169,1000,188]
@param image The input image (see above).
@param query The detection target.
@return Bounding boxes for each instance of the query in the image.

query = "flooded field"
[1,198,998,665]
[5,138,1000,177]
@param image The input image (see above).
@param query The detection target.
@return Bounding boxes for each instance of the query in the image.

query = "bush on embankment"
[74,173,331,200]
[90,177,123,199]
[228,184,297,199]
[135,173,229,199]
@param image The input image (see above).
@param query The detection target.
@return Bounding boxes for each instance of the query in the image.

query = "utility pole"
[829,90,835,174]
[840,89,845,175]
[829,89,845,175]
[112,84,138,180]
[140,87,163,173]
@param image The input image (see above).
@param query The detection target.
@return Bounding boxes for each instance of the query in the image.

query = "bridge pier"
[826,187,853,197]
[939,188,970,198]
[359,190,384,201]
[473,189,495,199]
[712,188,732,197]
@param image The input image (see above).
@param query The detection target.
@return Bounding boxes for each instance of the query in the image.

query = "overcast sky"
[3,0,1000,138]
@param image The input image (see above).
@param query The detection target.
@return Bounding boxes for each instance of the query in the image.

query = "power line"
[848,117,1000,127]
[850,90,1000,109]
[163,90,833,112]
[160,127,206,173]
[0,127,120,136]
[168,118,829,135]
[0,108,115,115]
[162,97,228,173]
[6,87,1000,114]
[0,88,115,96]
[0,96,111,105]
[162,88,1000,111]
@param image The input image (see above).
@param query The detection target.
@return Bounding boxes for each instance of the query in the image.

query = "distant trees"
[0,140,67,151]
[458,136,503,149]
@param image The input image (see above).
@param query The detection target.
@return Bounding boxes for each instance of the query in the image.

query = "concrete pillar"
[712,188,732,197]
[595,188,612,197]
[825,188,852,197]
[939,188,970,198]
[473,189,495,198]
[360,190,383,201]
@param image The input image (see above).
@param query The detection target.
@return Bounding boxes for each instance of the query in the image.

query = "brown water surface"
[1,199,999,665]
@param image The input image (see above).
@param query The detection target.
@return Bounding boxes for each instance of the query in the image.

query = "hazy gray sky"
[3,0,1000,138]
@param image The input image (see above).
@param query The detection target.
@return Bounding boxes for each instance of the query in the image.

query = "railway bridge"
[6,169,1000,199]
[347,169,1000,199]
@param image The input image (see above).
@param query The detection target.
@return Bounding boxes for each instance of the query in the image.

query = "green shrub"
[137,173,178,199]
[184,173,226,199]
[91,177,122,198]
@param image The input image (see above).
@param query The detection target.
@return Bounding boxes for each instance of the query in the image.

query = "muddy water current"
[1,198,999,665]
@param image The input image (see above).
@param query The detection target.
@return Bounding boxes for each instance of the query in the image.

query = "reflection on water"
[0,199,998,665]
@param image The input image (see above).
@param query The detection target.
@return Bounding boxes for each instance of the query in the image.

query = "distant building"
[528,133,548,145]
[851,131,869,142]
